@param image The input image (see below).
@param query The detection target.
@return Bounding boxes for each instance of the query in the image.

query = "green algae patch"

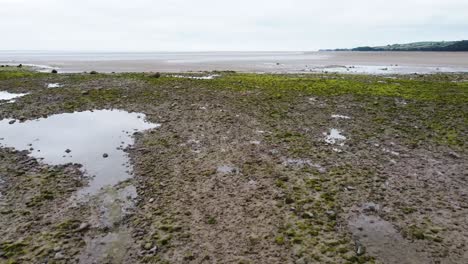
[185,73,468,103]
[0,66,41,80]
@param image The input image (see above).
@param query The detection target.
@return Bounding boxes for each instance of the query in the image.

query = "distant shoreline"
[1,51,468,75]
[322,40,468,52]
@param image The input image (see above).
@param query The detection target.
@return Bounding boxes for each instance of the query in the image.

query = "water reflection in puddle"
[324,128,347,145]
[349,213,430,263]
[283,158,326,173]
[331,114,351,119]
[90,184,138,228]
[0,91,28,103]
[172,74,219,80]
[79,227,132,264]
[217,165,240,174]
[47,83,62,88]
[0,110,159,196]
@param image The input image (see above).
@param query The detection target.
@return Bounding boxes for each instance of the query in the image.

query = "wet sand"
[1,51,468,74]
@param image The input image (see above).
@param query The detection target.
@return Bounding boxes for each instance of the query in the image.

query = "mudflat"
[0,67,467,263]
[1,51,468,74]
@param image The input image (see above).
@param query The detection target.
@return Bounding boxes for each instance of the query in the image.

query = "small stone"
[448,151,461,159]
[355,240,365,256]
[302,212,314,219]
[54,252,65,260]
[51,69,58,74]
[148,198,155,203]
[150,72,161,78]
[103,153,109,158]
[326,210,337,219]
[81,91,89,95]
[363,202,379,213]
[65,149,71,153]
[143,242,153,250]
[76,223,90,232]
[8,120,16,125]
[148,246,158,255]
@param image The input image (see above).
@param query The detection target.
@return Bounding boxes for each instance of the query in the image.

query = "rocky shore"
[0,67,467,263]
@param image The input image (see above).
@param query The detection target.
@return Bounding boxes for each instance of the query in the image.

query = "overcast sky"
[1,0,467,51]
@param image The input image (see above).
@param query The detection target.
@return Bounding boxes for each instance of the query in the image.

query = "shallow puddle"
[0,109,159,196]
[324,128,347,145]
[217,165,240,174]
[283,158,326,173]
[331,114,351,119]
[0,91,28,102]
[89,184,138,228]
[47,83,62,88]
[349,213,430,263]
[79,227,133,264]
[172,74,219,80]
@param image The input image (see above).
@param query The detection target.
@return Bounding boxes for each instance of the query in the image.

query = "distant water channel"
[1,51,468,74]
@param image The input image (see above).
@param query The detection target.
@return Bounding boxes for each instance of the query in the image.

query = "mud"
[0,69,467,263]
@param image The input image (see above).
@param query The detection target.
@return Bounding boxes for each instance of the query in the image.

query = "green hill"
[325,40,468,51]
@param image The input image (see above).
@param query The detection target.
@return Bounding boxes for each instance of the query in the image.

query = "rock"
[355,240,365,256]
[81,90,89,95]
[17,64,23,68]
[148,246,158,255]
[65,149,71,153]
[51,69,58,74]
[302,211,314,219]
[326,210,337,219]
[150,72,161,78]
[102,153,109,158]
[90,70,98,74]
[143,242,153,250]
[8,120,16,125]
[54,252,65,260]
[76,222,90,232]
[285,197,294,204]
[448,151,461,159]
[363,202,380,213]
[148,198,155,203]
